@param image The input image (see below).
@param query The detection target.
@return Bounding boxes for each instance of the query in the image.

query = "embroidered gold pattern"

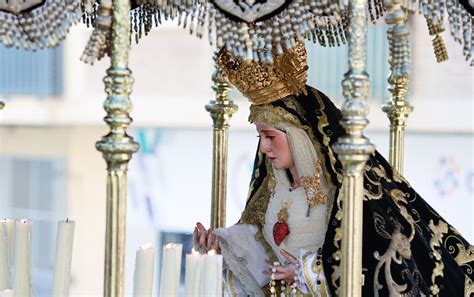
[442,234,473,297]
[240,160,276,226]
[301,160,329,208]
[373,212,412,297]
[390,189,417,241]
[454,243,474,268]
[428,219,449,296]
[364,160,392,201]
[464,275,474,297]
[302,253,319,296]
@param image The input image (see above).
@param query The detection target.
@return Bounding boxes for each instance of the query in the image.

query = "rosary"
[269,261,298,297]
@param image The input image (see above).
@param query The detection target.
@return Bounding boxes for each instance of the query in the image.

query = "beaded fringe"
[0,0,82,51]
[69,0,474,66]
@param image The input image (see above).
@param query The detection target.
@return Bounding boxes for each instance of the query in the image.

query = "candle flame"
[191,248,200,255]
[165,243,176,249]
[140,243,153,250]
[20,219,28,223]
[207,249,217,256]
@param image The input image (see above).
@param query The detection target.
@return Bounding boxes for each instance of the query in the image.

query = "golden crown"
[217,43,308,105]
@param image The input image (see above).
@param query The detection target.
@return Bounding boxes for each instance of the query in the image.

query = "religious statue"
[194,43,473,296]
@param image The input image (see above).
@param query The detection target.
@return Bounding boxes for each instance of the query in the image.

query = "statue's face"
[256,123,294,170]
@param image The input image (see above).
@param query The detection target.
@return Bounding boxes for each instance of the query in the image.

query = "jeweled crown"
[217,43,308,105]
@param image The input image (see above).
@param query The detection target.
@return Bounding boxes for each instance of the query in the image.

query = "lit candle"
[133,244,155,297]
[52,219,75,297]
[184,248,203,297]
[201,249,223,297]
[0,289,13,297]
[159,243,182,297]
[13,219,32,297]
[0,219,14,291]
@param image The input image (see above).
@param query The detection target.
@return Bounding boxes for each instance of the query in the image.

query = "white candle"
[0,289,13,297]
[159,243,182,297]
[184,248,203,297]
[0,223,9,290]
[0,220,14,266]
[52,220,75,297]
[133,244,155,297]
[13,220,32,297]
[0,219,14,291]
[201,249,223,297]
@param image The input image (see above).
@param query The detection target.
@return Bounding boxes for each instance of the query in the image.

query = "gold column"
[205,52,238,229]
[382,0,413,174]
[332,0,375,294]
[95,0,139,296]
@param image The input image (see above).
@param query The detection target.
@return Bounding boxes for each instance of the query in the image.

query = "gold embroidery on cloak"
[373,212,413,297]
[390,189,417,241]
[364,160,392,201]
[427,219,449,296]
[464,275,474,297]
[442,234,474,297]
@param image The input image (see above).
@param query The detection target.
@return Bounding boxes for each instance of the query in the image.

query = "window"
[0,46,63,97]
[307,24,390,103]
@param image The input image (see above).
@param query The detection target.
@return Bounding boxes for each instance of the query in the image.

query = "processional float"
[0,0,472,296]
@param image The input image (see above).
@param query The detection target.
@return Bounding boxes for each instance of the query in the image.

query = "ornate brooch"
[301,160,328,216]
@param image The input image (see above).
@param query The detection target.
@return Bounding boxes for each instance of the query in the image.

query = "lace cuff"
[213,224,268,297]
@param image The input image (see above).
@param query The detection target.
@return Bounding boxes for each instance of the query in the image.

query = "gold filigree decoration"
[443,233,474,297]
[240,159,275,226]
[217,42,308,105]
[454,243,474,269]
[427,219,449,296]
[392,166,411,186]
[364,160,392,201]
[373,212,412,297]
[464,275,474,297]
[390,189,417,241]
[249,102,301,128]
[301,160,329,208]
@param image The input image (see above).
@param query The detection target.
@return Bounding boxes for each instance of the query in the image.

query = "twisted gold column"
[332,0,375,294]
[382,0,413,174]
[205,52,238,229]
[95,1,139,296]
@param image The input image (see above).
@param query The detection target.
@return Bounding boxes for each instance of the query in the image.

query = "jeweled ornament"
[273,200,290,246]
[211,0,291,23]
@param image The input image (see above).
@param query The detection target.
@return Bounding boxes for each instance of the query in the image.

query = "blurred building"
[0,17,472,296]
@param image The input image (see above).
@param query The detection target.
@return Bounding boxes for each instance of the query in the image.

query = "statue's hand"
[193,222,221,254]
[263,249,298,284]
